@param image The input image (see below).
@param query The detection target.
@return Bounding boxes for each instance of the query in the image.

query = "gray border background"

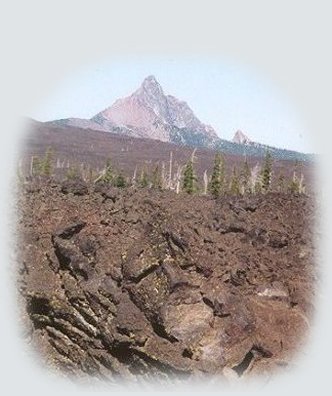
[0,0,331,394]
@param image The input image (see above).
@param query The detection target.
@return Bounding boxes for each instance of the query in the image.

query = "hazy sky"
[30,57,311,153]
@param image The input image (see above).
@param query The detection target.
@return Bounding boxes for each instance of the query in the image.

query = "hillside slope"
[21,120,315,191]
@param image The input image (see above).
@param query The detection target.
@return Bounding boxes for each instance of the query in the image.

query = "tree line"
[25,147,306,196]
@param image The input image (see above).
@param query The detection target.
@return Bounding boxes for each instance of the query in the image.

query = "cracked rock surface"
[17,181,316,382]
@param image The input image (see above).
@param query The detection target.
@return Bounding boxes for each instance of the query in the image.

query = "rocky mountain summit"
[50,75,219,148]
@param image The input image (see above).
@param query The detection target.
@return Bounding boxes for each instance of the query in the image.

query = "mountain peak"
[143,74,159,84]
[89,75,218,144]
[137,75,163,95]
[233,130,252,145]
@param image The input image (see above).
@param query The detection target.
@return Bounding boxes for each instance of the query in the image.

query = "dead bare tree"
[174,164,183,194]
[299,173,306,194]
[191,148,197,161]
[161,161,167,190]
[203,170,208,195]
[132,166,137,186]
[168,151,173,190]
[30,156,34,177]
[250,163,261,193]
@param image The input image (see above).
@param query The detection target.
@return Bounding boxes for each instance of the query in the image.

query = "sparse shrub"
[65,166,80,180]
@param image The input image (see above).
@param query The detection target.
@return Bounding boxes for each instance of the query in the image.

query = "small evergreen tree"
[114,171,127,188]
[260,151,273,192]
[254,176,262,194]
[183,156,196,194]
[276,173,286,193]
[209,152,225,198]
[31,156,41,176]
[40,147,54,177]
[102,158,114,183]
[94,158,115,184]
[152,164,162,190]
[229,166,241,195]
[139,166,149,188]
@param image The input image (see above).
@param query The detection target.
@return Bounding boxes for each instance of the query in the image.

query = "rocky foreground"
[17,180,316,382]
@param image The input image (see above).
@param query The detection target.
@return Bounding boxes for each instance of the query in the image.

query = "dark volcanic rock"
[17,184,316,382]
[54,221,86,239]
[61,178,88,195]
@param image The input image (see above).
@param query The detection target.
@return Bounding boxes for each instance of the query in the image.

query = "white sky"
[30,57,312,153]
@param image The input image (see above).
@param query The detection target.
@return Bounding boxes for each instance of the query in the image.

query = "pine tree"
[276,173,286,193]
[152,164,162,190]
[114,171,127,188]
[31,156,41,176]
[93,158,115,184]
[37,147,54,177]
[261,151,273,192]
[183,156,196,194]
[209,152,225,198]
[254,176,262,194]
[139,166,149,188]
[103,158,114,183]
[229,166,241,195]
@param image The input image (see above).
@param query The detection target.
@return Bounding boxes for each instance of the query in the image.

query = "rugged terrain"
[17,180,316,382]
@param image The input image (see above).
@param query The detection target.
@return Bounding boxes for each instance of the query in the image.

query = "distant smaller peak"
[233,130,252,145]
